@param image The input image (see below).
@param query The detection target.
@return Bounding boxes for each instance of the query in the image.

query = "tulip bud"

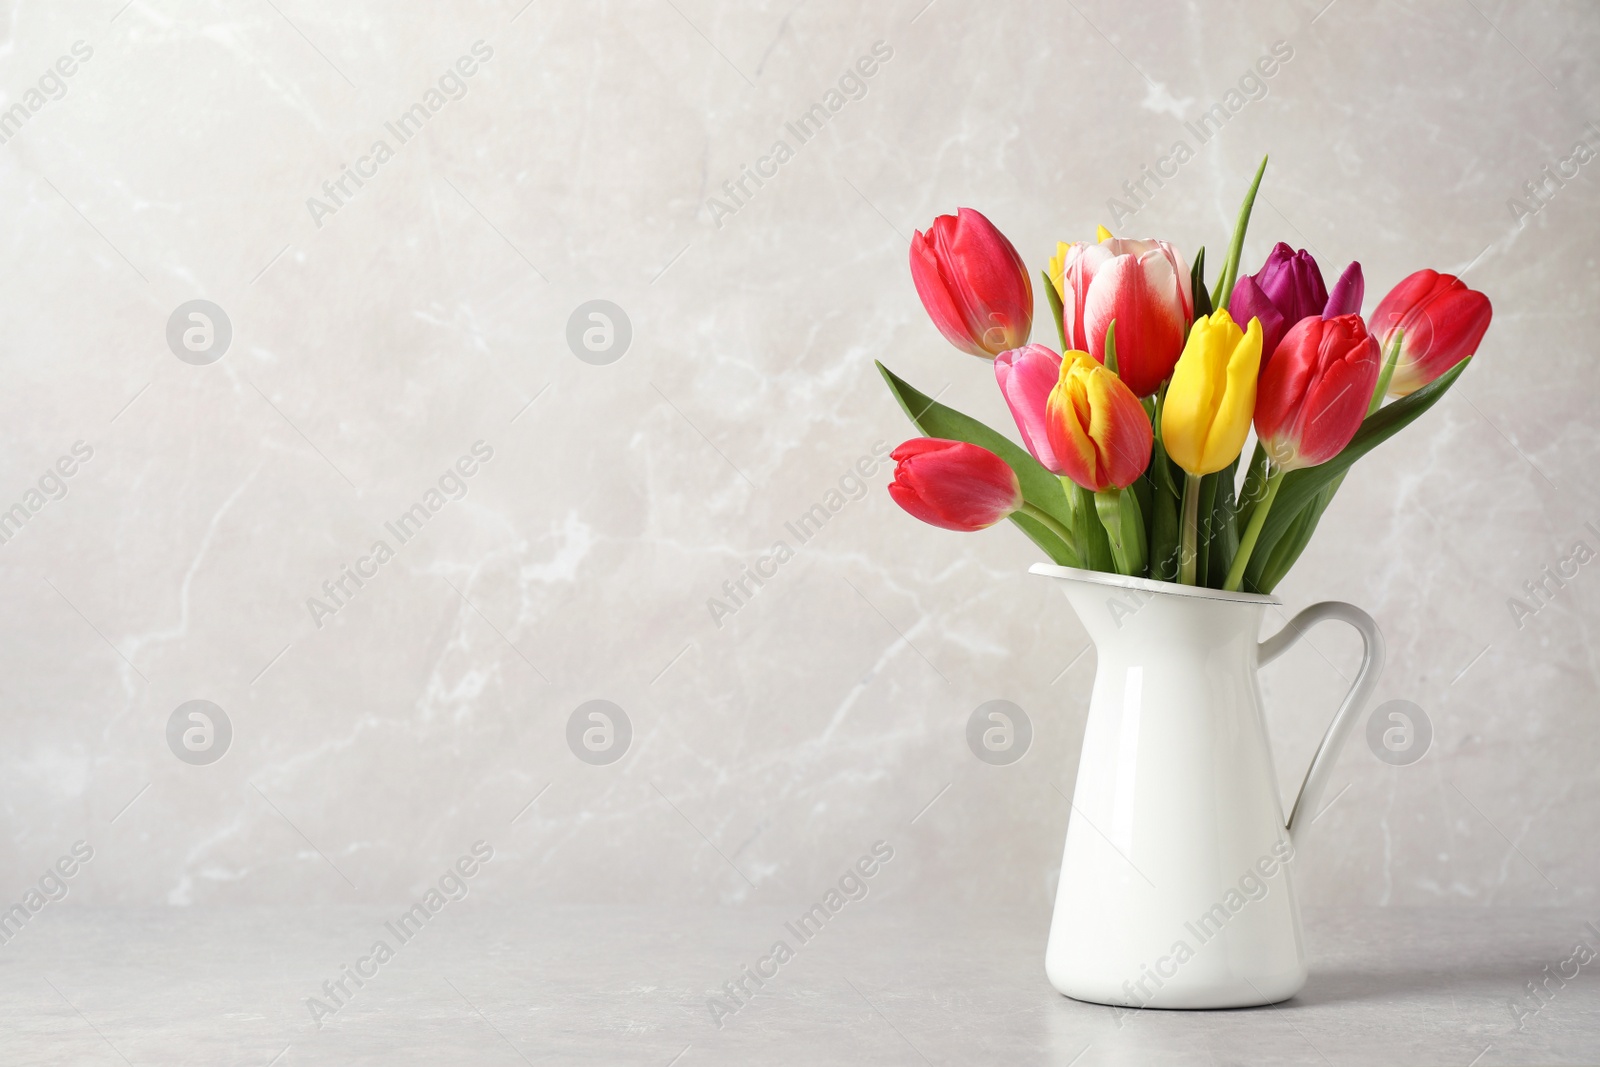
[1049,234,1191,397]
[1255,315,1381,472]
[887,438,1022,531]
[1369,270,1492,397]
[994,344,1064,471]
[909,209,1033,358]
[1044,351,1153,491]
[1161,310,1264,476]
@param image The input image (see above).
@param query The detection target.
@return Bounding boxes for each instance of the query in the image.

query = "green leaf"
[1145,385,1181,580]
[1190,246,1212,321]
[876,360,1077,562]
[1012,510,1079,567]
[1095,486,1145,576]
[1149,480,1180,581]
[1042,269,1066,351]
[1235,442,1269,532]
[1072,481,1115,572]
[1211,155,1269,311]
[1244,358,1473,590]
[1248,482,1331,593]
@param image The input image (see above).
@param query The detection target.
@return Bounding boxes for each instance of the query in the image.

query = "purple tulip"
[1228,242,1363,370]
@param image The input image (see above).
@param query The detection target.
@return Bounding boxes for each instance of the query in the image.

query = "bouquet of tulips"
[880,159,1492,593]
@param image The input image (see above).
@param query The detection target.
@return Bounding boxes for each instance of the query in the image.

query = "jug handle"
[1258,601,1386,843]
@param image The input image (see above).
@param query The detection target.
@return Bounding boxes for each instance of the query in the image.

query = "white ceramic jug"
[1032,563,1385,1009]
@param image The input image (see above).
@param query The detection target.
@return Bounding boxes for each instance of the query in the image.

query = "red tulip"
[1369,270,1492,397]
[1044,350,1153,490]
[1050,236,1191,397]
[888,438,1022,531]
[1254,314,1381,471]
[909,209,1033,358]
[994,344,1064,471]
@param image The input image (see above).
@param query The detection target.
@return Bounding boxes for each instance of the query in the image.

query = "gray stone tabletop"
[4,906,1597,1065]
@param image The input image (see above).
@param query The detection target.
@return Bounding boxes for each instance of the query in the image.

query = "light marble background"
[0,0,1596,930]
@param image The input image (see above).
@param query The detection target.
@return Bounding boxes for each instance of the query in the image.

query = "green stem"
[1017,502,1078,564]
[1178,472,1202,585]
[1223,467,1285,591]
[1368,327,1403,414]
[1104,320,1119,376]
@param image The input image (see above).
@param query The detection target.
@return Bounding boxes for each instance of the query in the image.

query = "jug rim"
[1029,563,1282,606]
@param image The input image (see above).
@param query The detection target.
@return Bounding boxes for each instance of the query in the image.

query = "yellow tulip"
[1161,310,1263,475]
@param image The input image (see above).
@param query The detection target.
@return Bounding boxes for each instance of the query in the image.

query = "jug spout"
[1037,564,1275,656]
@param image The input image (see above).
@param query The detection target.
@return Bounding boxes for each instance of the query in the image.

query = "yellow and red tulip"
[1044,350,1153,491]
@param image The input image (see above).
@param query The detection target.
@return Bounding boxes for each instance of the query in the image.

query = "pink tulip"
[909,208,1033,358]
[994,344,1064,471]
[1052,237,1192,398]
